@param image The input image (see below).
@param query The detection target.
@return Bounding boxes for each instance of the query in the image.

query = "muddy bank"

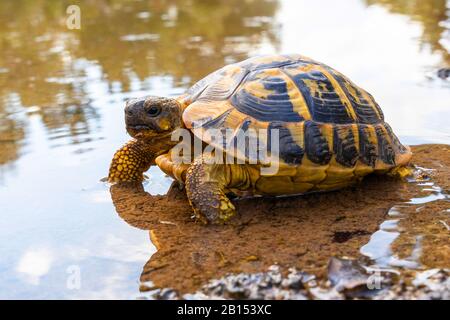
[110,145,449,297]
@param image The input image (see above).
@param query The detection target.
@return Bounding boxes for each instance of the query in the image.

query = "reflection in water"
[0,0,280,170]
[77,0,280,86]
[0,0,95,169]
[0,0,281,299]
[365,0,450,65]
[0,115,25,167]
[360,144,450,273]
[361,192,449,270]
[16,247,54,286]
[110,176,411,294]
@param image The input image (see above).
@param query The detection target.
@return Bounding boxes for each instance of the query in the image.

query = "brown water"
[0,0,449,299]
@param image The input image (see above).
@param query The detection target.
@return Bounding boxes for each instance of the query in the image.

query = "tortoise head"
[124,96,182,141]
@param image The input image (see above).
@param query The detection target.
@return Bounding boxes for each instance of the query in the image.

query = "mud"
[110,145,450,298]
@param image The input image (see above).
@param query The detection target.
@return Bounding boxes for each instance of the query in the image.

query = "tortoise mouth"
[126,123,155,139]
[126,124,151,131]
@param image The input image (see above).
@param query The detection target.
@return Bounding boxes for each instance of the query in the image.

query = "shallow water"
[361,175,449,270]
[0,0,449,299]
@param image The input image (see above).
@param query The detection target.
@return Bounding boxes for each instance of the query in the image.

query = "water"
[360,166,449,271]
[0,0,449,299]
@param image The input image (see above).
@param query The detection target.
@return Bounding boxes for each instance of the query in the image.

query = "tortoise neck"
[137,132,178,156]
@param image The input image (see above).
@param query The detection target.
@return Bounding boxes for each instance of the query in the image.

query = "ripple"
[120,34,160,42]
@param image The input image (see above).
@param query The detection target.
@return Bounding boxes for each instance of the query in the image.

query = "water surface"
[0,0,449,299]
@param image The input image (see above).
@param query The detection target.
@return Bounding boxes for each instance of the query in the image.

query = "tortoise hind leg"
[185,156,237,224]
[387,147,414,179]
[387,165,414,179]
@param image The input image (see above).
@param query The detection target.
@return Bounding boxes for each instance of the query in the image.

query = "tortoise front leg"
[108,139,156,183]
[155,153,190,184]
[185,156,236,224]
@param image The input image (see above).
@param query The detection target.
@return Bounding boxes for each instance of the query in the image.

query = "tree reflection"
[77,0,280,87]
[0,0,280,167]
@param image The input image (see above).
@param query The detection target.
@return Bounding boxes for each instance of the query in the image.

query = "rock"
[327,257,391,298]
[187,265,312,300]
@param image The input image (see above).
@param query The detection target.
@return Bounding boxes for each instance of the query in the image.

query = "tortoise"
[108,54,412,224]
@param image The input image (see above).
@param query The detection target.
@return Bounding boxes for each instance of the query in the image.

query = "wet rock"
[309,286,342,300]
[144,266,315,300]
[281,270,304,290]
[196,265,311,300]
[142,264,450,300]
[146,288,179,300]
[327,257,391,298]
[377,269,450,300]
[328,257,369,290]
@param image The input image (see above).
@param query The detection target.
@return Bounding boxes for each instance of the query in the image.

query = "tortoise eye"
[147,106,161,117]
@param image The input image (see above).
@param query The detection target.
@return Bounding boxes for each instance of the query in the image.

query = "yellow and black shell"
[181,54,411,178]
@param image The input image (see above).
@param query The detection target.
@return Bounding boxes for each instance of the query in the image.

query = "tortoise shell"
[181,54,409,171]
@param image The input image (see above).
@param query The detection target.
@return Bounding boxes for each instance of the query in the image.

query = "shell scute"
[374,124,396,165]
[327,69,384,124]
[358,124,379,167]
[304,120,332,165]
[230,69,303,123]
[283,66,356,124]
[267,121,304,165]
[333,125,359,167]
